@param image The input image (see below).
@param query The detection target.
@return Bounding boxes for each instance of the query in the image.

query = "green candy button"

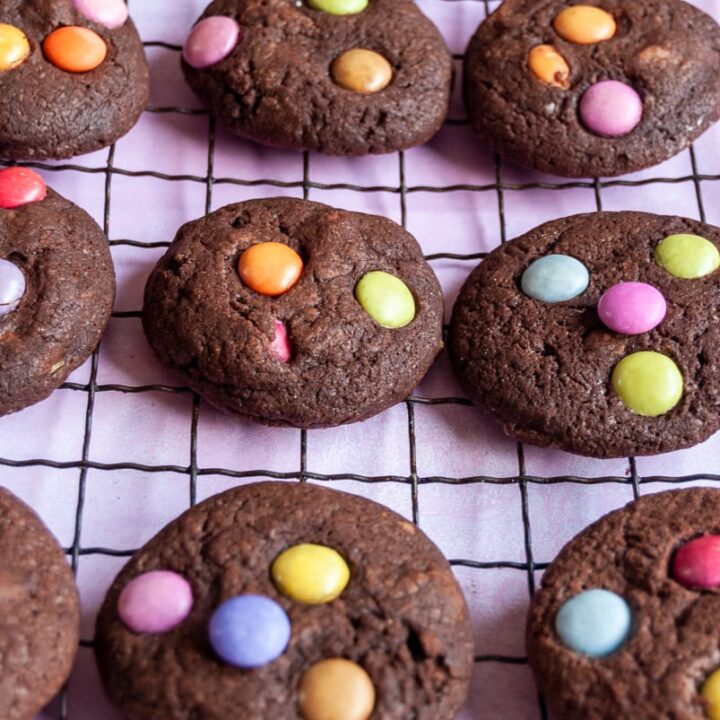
[307,0,369,15]
[355,271,415,329]
[611,351,683,417]
[654,234,720,279]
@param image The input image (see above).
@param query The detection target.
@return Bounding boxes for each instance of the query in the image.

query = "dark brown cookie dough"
[95,481,474,720]
[0,0,149,161]
[463,0,720,177]
[143,197,444,428]
[0,183,115,416]
[181,0,453,155]
[448,211,720,458]
[0,487,80,720]
[527,487,720,720]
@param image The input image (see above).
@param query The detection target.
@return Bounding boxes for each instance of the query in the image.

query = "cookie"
[94,481,474,720]
[463,0,720,177]
[180,0,453,155]
[0,0,149,160]
[0,167,115,416]
[448,211,720,458]
[526,487,720,720]
[0,487,80,720]
[142,197,444,428]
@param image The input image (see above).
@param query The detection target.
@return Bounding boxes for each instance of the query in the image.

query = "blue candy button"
[209,594,291,668]
[555,588,631,657]
[520,254,589,303]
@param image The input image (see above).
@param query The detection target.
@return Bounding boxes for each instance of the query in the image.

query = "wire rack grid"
[1,0,719,718]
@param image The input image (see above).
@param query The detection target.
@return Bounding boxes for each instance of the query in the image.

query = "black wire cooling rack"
[1,0,719,717]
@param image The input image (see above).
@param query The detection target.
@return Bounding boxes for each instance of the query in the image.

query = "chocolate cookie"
[180,0,453,155]
[0,167,115,416]
[0,487,80,720]
[0,0,149,160]
[463,0,720,177]
[527,488,720,720]
[95,481,474,720]
[448,211,720,458]
[142,197,444,428]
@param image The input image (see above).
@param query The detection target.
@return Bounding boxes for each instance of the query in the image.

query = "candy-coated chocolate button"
[269,319,291,362]
[703,668,720,720]
[299,659,375,720]
[580,80,642,137]
[73,0,128,30]
[118,570,193,634]
[355,271,415,329]
[555,589,631,657]
[0,259,26,316]
[528,45,570,89]
[182,16,241,70]
[611,351,683,417]
[272,543,350,604]
[331,49,392,94]
[598,282,666,335]
[553,6,617,45]
[238,242,303,297]
[209,595,291,668]
[0,23,31,71]
[520,254,589,303]
[655,234,720,279]
[307,0,369,15]
[43,26,107,73]
[672,536,720,590]
[0,167,47,209]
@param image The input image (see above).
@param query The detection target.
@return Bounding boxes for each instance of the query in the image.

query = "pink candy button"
[118,570,193,634]
[73,0,129,30]
[672,536,720,590]
[0,167,47,210]
[598,282,666,335]
[269,320,291,363]
[182,16,241,70]
[580,80,643,137]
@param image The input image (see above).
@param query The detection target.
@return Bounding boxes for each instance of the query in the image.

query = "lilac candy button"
[73,0,129,30]
[183,16,241,70]
[0,259,25,316]
[598,282,667,335]
[118,570,193,634]
[580,80,643,137]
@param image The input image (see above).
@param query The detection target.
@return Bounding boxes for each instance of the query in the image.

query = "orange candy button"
[0,24,31,71]
[553,6,616,45]
[238,242,303,297]
[528,45,570,88]
[43,26,107,73]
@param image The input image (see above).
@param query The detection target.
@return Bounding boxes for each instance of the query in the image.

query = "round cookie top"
[448,211,720,458]
[0,0,149,160]
[95,481,474,720]
[180,0,453,155]
[142,197,444,428]
[0,487,80,720]
[0,168,115,416]
[528,488,720,720]
[463,0,720,177]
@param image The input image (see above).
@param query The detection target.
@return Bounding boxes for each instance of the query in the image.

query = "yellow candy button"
[654,234,720,280]
[703,667,720,720]
[272,543,350,604]
[611,351,683,417]
[332,49,393,94]
[554,6,617,45]
[299,659,375,720]
[528,45,570,89]
[0,23,30,71]
[355,271,416,329]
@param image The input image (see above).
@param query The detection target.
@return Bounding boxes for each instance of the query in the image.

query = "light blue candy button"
[520,254,589,303]
[555,588,631,657]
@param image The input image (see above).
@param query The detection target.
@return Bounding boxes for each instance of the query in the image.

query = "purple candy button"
[118,570,193,634]
[73,0,129,30]
[0,259,25,316]
[182,16,241,70]
[598,282,667,335]
[580,80,643,137]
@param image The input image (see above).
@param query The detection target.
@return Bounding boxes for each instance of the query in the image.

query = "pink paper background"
[1,1,719,718]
